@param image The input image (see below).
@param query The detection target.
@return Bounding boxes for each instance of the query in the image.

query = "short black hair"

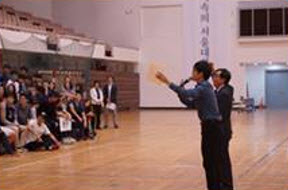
[19,93,28,99]
[108,76,115,81]
[214,68,231,85]
[33,74,42,79]
[18,74,27,80]
[10,70,18,76]
[93,80,100,86]
[20,66,28,72]
[193,60,214,80]
[36,110,46,118]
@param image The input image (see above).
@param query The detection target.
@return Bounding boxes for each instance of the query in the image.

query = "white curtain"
[0,29,32,44]
[2,36,52,54]
[0,29,94,57]
[92,44,106,59]
[59,38,73,48]
[60,41,94,57]
[0,28,138,61]
[33,34,47,41]
[79,41,93,46]
[0,28,51,53]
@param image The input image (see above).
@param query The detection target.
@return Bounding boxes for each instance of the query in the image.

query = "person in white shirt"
[20,112,60,151]
[90,80,104,132]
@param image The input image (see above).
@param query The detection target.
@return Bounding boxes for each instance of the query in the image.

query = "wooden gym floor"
[0,110,287,190]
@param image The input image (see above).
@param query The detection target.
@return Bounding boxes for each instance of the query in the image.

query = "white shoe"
[17,148,28,153]
[62,138,70,145]
[69,137,76,144]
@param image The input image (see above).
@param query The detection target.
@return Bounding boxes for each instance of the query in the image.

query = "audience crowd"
[0,64,119,155]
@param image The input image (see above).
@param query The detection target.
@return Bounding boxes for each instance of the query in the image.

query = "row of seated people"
[0,5,90,41]
[0,64,119,155]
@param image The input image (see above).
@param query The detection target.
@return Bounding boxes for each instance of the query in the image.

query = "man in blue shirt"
[156,60,225,190]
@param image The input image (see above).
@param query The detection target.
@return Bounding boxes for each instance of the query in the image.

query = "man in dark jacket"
[212,68,234,190]
[103,76,119,129]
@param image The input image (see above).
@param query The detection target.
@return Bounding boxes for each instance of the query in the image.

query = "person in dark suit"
[103,76,119,129]
[212,68,234,190]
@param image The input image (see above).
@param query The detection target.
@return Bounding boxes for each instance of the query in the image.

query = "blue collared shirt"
[169,80,222,122]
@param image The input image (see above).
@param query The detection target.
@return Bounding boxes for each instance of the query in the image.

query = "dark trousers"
[221,132,233,190]
[93,105,102,129]
[46,120,61,141]
[201,120,224,190]
[24,135,54,151]
[72,121,89,141]
[61,131,72,139]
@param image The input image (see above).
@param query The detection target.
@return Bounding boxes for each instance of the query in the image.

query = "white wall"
[182,0,202,77]
[1,0,53,20]
[139,0,202,107]
[52,0,140,49]
[139,1,185,107]
[208,0,246,102]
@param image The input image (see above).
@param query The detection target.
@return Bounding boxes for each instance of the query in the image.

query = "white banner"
[60,41,94,57]
[200,0,210,60]
[0,29,32,44]
[0,28,139,61]
[34,34,47,41]
[59,38,73,48]
[2,35,53,54]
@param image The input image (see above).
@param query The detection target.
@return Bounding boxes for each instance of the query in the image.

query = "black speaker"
[47,43,58,51]
[47,35,59,51]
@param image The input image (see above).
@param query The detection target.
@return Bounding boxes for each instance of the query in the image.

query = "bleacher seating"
[0,5,93,42]
[16,11,33,29]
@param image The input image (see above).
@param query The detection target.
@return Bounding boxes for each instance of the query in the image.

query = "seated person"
[85,99,96,139]
[68,93,87,141]
[0,95,21,147]
[58,96,76,145]
[0,127,15,155]
[21,112,60,151]
[16,94,32,128]
[28,86,46,106]
[62,76,75,98]
[38,92,62,140]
